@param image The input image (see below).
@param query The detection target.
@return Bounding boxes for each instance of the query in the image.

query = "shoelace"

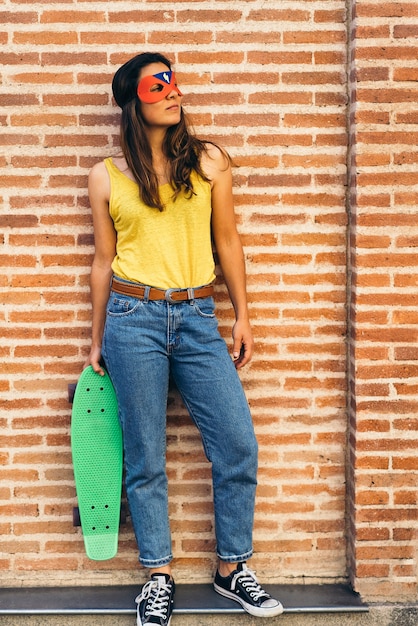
[232,568,270,601]
[135,577,172,621]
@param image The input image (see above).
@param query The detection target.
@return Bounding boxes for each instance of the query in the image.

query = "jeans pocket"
[191,296,216,318]
[107,295,142,317]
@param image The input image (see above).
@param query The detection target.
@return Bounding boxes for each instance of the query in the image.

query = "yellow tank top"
[104,158,215,289]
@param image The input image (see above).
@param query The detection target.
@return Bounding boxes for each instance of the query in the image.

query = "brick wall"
[1,0,416,603]
[347,0,418,602]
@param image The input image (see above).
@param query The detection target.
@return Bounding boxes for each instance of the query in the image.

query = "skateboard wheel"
[73,506,81,527]
[120,504,127,525]
[68,383,77,404]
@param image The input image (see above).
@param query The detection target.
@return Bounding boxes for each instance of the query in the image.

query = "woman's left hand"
[232,319,254,369]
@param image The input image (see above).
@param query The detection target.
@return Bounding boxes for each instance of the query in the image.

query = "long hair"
[112,52,218,211]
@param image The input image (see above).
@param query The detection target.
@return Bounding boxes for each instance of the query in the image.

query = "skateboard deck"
[71,366,123,561]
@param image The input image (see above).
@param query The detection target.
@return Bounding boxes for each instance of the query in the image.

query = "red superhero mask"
[137,71,183,103]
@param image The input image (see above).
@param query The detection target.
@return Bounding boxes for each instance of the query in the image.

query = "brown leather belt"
[111,277,214,303]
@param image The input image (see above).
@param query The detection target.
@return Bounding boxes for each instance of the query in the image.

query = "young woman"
[84,52,283,626]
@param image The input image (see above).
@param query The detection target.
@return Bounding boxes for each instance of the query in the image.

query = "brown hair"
[112,52,218,211]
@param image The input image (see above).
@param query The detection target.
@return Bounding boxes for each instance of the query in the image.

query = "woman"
[84,52,283,626]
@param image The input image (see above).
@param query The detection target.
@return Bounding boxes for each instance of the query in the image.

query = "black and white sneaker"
[214,562,283,617]
[135,573,175,626]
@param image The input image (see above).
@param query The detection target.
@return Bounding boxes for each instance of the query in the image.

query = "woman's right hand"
[84,345,105,376]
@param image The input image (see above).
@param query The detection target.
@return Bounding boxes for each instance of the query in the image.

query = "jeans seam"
[177,394,214,463]
[140,553,173,567]
[216,548,253,563]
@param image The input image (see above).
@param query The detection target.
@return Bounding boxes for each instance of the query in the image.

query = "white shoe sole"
[214,583,284,617]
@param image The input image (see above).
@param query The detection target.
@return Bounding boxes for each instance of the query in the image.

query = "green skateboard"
[70,366,123,561]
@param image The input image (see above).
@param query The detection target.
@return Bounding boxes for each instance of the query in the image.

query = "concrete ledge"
[0,583,366,615]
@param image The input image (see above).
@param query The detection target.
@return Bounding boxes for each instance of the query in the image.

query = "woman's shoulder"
[89,154,128,175]
[201,141,229,162]
[88,159,112,202]
[200,142,231,183]
[89,158,109,180]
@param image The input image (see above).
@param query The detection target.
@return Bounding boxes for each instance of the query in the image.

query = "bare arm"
[84,161,117,375]
[203,146,254,369]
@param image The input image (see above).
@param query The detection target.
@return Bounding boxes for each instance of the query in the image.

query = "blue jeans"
[101,279,258,568]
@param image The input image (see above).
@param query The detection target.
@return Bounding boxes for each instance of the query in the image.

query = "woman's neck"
[145,125,166,153]
[152,153,170,186]
[143,128,169,184]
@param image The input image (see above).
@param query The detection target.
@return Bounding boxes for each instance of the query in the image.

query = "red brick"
[13,31,77,45]
[0,11,37,24]
[41,11,106,23]
[392,457,418,471]
[356,3,418,18]
[284,31,345,45]
[11,72,73,85]
[356,564,390,578]
[394,67,418,81]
